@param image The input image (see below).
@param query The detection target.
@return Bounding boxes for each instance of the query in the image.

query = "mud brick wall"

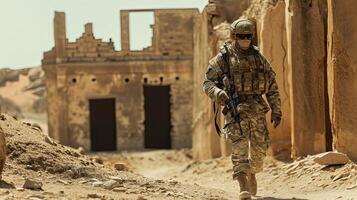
[155,10,196,56]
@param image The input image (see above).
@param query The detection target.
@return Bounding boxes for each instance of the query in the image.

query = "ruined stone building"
[42,9,198,151]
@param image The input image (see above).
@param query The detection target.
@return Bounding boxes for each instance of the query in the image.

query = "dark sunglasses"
[236,34,252,40]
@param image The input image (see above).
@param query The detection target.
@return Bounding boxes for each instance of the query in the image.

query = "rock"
[57,179,69,185]
[92,181,103,187]
[168,179,178,185]
[332,172,349,182]
[103,180,121,189]
[23,179,43,190]
[79,180,88,184]
[26,194,45,200]
[92,156,103,164]
[89,178,99,182]
[113,187,126,192]
[23,122,31,126]
[77,147,85,155]
[114,163,127,171]
[44,135,54,145]
[347,183,357,190]
[31,124,42,132]
[87,193,102,198]
[109,176,123,182]
[313,152,350,166]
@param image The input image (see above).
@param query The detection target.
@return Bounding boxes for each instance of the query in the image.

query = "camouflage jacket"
[203,43,282,117]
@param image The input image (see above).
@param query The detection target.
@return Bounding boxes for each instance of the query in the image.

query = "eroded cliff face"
[285,0,328,158]
[194,0,357,161]
[327,0,357,161]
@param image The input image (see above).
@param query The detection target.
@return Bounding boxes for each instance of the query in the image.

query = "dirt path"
[101,150,357,200]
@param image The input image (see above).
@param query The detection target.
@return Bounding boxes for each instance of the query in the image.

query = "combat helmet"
[230,19,255,39]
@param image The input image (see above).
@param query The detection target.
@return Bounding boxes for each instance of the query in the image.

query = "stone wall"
[43,9,198,151]
[327,0,357,161]
[285,0,327,158]
[192,7,221,160]
[242,0,291,159]
[192,0,250,160]
[192,0,342,161]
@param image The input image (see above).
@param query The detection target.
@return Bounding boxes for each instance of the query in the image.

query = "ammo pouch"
[234,71,267,94]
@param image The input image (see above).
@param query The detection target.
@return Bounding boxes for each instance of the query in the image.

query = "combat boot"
[237,173,251,200]
[247,172,257,196]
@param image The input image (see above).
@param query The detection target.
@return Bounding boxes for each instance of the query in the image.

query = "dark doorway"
[144,85,171,149]
[89,98,117,151]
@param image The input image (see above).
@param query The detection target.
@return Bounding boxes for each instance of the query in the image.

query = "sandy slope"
[0,74,37,112]
[0,113,236,200]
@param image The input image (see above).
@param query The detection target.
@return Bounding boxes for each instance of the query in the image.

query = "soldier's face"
[235,34,252,50]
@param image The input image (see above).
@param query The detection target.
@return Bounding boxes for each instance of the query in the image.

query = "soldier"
[203,19,282,200]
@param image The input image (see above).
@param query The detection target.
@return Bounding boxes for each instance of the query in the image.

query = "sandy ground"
[0,113,356,200]
[99,150,357,200]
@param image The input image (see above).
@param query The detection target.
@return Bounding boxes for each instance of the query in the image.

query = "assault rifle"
[214,44,243,137]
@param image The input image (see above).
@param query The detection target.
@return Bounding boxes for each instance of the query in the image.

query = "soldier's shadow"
[255,197,308,200]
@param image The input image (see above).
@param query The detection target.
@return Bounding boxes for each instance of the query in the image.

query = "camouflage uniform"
[203,42,281,180]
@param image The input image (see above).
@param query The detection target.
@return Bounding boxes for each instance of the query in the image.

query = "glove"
[271,112,281,128]
[216,90,229,105]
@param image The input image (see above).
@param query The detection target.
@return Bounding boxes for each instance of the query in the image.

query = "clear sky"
[0,0,207,69]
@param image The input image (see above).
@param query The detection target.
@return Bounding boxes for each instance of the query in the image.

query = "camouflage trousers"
[224,113,269,180]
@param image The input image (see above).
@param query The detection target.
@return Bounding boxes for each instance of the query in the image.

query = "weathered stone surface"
[327,0,357,161]
[192,7,222,160]
[87,193,102,198]
[285,0,327,158]
[313,152,349,166]
[23,179,43,190]
[92,181,103,187]
[242,0,291,159]
[103,180,121,189]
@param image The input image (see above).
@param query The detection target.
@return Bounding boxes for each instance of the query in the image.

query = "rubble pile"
[262,152,357,192]
[0,113,232,199]
[0,113,111,179]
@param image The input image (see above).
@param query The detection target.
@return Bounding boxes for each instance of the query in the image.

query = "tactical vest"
[228,49,269,95]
